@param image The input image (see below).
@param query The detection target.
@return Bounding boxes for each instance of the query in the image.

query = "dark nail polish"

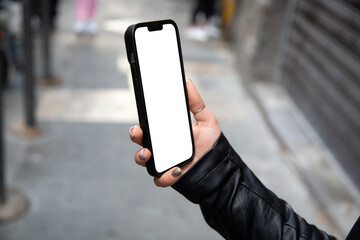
[171,168,182,178]
[129,127,135,139]
[138,149,146,161]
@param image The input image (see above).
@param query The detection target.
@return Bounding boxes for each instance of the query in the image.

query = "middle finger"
[134,148,151,167]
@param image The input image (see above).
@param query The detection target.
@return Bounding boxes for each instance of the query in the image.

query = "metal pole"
[0,86,6,204]
[0,86,29,223]
[41,0,52,80]
[22,0,36,127]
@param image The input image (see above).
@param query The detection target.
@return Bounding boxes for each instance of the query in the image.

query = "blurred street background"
[0,0,359,239]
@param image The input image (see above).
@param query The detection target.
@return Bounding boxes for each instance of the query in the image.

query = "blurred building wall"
[232,0,287,81]
[233,0,360,191]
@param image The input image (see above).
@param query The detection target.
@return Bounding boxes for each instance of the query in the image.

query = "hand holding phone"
[125,20,195,176]
[130,80,222,186]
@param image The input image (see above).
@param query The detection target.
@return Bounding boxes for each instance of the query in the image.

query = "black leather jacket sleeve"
[173,133,337,240]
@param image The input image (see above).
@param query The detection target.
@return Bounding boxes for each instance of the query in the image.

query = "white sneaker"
[74,21,86,34]
[203,24,221,38]
[184,26,209,42]
[85,21,98,35]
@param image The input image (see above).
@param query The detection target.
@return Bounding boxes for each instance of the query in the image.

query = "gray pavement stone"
[2,123,217,240]
[52,33,128,89]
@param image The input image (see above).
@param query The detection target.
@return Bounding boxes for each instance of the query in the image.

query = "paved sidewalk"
[0,0,356,239]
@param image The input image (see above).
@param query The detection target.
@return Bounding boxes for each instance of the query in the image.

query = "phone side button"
[129,52,136,64]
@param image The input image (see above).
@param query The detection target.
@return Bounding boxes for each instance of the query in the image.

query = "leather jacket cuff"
[172,132,232,203]
[172,133,338,240]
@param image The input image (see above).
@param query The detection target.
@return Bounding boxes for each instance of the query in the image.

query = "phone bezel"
[125,19,195,177]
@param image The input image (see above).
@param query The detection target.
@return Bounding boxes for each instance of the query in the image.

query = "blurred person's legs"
[74,0,97,35]
[202,0,217,22]
[185,0,220,41]
[191,0,216,24]
[202,0,220,38]
[190,0,203,25]
[51,0,60,28]
[32,0,60,29]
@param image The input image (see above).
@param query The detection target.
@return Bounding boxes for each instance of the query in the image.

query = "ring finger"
[134,148,151,167]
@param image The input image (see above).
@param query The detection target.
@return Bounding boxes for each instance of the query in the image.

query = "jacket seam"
[225,150,283,215]
[226,150,311,240]
[284,222,310,239]
[239,181,283,217]
[226,147,238,238]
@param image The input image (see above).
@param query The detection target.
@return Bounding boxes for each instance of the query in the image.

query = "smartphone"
[125,20,195,177]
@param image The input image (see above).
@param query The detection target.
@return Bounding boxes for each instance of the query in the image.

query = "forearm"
[173,133,336,240]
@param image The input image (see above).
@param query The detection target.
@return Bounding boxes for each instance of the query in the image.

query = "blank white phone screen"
[135,23,193,173]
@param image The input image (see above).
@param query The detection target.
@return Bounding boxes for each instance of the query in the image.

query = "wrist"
[172,133,228,203]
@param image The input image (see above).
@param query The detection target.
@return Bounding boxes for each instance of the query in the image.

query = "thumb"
[186,80,210,122]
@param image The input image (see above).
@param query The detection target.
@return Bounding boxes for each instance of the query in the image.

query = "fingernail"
[138,149,146,161]
[171,168,182,178]
[188,79,193,82]
[129,126,135,139]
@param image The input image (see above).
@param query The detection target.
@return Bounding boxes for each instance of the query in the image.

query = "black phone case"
[124,19,195,177]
